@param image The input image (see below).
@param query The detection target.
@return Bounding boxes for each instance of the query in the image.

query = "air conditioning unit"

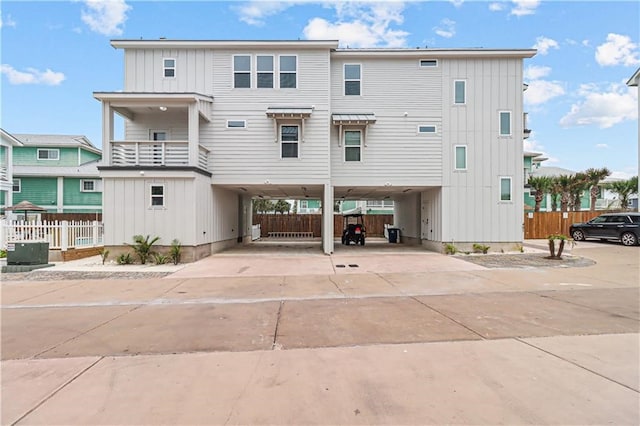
[6,242,50,265]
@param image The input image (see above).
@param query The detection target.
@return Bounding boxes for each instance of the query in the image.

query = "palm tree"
[607,176,638,211]
[569,172,588,211]
[527,176,553,212]
[549,178,561,211]
[556,175,573,212]
[584,167,611,211]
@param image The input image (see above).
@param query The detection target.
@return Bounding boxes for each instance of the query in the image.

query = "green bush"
[444,243,457,255]
[0,249,6,259]
[99,249,110,265]
[127,235,160,265]
[116,253,134,265]
[472,243,490,254]
[169,239,182,265]
[153,253,169,265]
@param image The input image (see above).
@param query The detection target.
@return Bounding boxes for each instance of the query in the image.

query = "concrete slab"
[0,280,83,305]
[161,276,286,301]
[280,274,345,299]
[381,270,506,295]
[536,287,640,320]
[329,273,401,297]
[9,278,183,306]
[276,297,481,349]
[1,356,101,425]
[418,291,640,339]
[37,302,280,359]
[15,338,640,425]
[1,306,134,360]
[523,333,640,392]
[331,253,486,275]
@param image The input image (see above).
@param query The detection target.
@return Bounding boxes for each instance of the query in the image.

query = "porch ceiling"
[93,92,213,122]
[334,186,433,200]
[217,184,434,200]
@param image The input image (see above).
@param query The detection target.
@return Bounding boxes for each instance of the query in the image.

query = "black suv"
[570,212,640,246]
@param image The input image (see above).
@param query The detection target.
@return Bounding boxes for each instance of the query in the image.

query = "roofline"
[93,92,214,103]
[11,133,101,155]
[332,48,537,59]
[0,128,24,146]
[111,39,340,49]
[627,67,640,86]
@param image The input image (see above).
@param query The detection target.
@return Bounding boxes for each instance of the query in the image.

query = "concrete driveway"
[2,242,639,425]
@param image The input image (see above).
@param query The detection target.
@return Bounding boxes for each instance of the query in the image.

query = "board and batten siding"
[206,49,331,184]
[124,48,213,93]
[440,57,524,243]
[330,56,443,186]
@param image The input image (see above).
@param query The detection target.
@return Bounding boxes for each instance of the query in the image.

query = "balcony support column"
[188,102,199,167]
[102,102,114,166]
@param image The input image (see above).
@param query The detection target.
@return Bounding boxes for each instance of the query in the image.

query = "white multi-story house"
[0,129,23,213]
[95,39,535,261]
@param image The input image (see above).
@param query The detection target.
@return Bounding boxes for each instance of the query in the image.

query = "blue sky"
[1,0,638,179]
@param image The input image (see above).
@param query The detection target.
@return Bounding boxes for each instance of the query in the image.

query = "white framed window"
[344,130,362,162]
[500,177,512,201]
[419,59,438,67]
[300,200,308,209]
[454,80,466,105]
[37,149,59,160]
[150,184,165,207]
[163,58,176,78]
[226,120,247,129]
[454,145,467,170]
[344,64,361,96]
[257,55,274,88]
[280,125,299,158]
[279,55,297,89]
[499,111,512,136]
[418,125,437,134]
[233,55,251,88]
[150,130,168,141]
[80,179,101,192]
[12,178,20,193]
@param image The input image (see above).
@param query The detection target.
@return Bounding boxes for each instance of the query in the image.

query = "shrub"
[127,235,160,265]
[153,253,169,265]
[116,253,134,265]
[547,234,573,259]
[169,239,182,265]
[99,249,110,265]
[0,249,6,259]
[444,243,457,255]
[472,243,490,254]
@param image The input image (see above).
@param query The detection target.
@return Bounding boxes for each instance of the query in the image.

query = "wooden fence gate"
[523,211,610,239]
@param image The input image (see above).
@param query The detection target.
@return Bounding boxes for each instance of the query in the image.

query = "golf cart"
[341,213,366,245]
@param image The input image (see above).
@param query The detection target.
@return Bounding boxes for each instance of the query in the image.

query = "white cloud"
[81,0,130,36]
[449,0,464,8]
[489,3,504,11]
[433,18,455,39]
[560,83,638,129]
[235,1,297,26]
[303,2,409,48]
[533,36,559,55]
[582,39,590,47]
[595,33,640,67]
[511,0,540,16]
[1,64,65,85]
[523,138,558,163]
[524,65,551,80]
[0,11,17,28]
[596,144,609,149]
[525,79,565,106]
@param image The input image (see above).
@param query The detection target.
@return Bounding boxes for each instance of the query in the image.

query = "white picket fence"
[0,220,104,251]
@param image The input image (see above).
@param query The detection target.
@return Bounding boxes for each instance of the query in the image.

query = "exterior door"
[421,198,431,240]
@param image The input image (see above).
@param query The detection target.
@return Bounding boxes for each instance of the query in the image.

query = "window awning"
[266,107,313,119]
[332,113,376,125]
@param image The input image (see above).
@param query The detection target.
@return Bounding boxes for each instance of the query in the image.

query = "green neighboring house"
[339,200,394,215]
[4,131,102,217]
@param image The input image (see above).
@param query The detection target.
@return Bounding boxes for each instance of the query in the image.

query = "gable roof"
[531,166,576,177]
[0,129,24,147]
[12,133,101,155]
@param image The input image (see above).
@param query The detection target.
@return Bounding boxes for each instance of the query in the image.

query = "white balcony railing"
[0,165,7,182]
[110,140,208,170]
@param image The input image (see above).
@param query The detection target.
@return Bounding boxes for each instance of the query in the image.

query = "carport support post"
[323,183,334,254]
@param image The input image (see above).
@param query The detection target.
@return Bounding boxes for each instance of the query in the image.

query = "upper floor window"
[234,55,251,88]
[418,125,437,134]
[344,130,362,162]
[454,80,466,104]
[344,64,361,96]
[300,200,308,209]
[150,184,165,207]
[281,125,299,158]
[227,120,247,129]
[81,179,101,192]
[163,58,176,78]
[279,56,297,89]
[500,177,512,201]
[499,111,512,136]
[37,149,59,160]
[454,145,467,170]
[257,55,274,88]
[419,59,438,67]
[12,178,20,193]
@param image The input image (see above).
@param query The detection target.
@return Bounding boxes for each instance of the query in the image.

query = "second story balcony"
[110,140,209,170]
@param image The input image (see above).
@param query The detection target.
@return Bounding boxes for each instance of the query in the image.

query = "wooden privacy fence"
[253,214,394,238]
[524,211,606,239]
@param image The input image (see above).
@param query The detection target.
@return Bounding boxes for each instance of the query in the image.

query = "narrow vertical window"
[12,178,21,193]
[281,125,299,158]
[279,56,297,88]
[150,185,165,207]
[500,177,512,201]
[499,111,512,136]
[455,145,467,170]
[257,55,274,88]
[163,58,176,78]
[233,55,251,88]
[344,130,362,162]
[454,80,466,104]
[344,64,361,96]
